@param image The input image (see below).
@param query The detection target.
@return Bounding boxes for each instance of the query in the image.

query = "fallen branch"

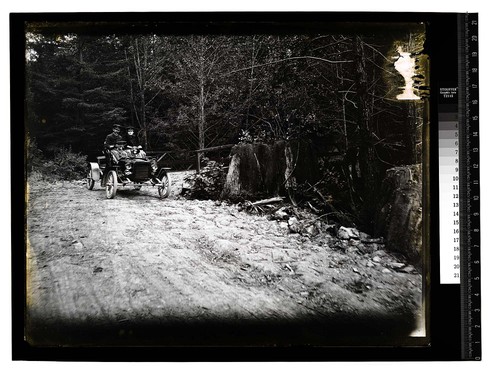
[305,212,335,225]
[307,201,321,214]
[250,197,284,206]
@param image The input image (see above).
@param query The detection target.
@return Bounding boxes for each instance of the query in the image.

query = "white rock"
[402,265,416,273]
[337,226,360,240]
[389,262,406,269]
[279,222,288,230]
[305,225,319,236]
[273,207,289,220]
[288,217,301,234]
[337,226,350,240]
[73,242,83,250]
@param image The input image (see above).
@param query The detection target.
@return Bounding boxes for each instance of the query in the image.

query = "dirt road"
[25,172,424,346]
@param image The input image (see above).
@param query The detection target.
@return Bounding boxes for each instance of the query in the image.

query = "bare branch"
[224,56,353,76]
[362,41,395,64]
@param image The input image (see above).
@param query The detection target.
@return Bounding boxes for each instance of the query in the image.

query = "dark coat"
[104,132,123,148]
[125,134,141,147]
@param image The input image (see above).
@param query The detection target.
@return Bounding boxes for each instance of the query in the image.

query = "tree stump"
[375,164,423,264]
[221,140,318,201]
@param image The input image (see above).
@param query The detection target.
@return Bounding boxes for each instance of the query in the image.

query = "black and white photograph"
[21,15,428,349]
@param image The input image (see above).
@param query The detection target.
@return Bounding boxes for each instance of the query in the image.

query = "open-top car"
[86,141,171,199]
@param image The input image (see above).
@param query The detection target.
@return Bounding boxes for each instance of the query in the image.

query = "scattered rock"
[359,243,379,254]
[337,226,350,240]
[93,266,103,274]
[361,237,385,244]
[287,217,301,234]
[325,224,339,236]
[346,246,358,254]
[352,267,360,274]
[240,264,251,271]
[337,226,360,240]
[358,231,370,242]
[348,239,361,247]
[279,222,288,230]
[272,207,290,221]
[347,279,372,294]
[284,263,295,275]
[372,256,382,263]
[73,242,84,251]
[402,265,416,273]
[304,224,319,237]
[214,239,236,253]
[382,268,391,274]
[389,262,406,270]
[300,291,309,297]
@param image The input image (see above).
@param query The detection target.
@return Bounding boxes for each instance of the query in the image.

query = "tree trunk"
[199,81,205,151]
[140,89,147,150]
[403,101,418,164]
[198,40,206,156]
[284,143,297,205]
[353,36,377,229]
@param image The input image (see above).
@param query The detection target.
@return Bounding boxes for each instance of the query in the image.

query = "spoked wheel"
[158,173,171,199]
[105,170,118,199]
[86,169,95,190]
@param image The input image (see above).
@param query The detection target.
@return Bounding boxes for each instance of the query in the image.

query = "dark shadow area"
[25,311,419,348]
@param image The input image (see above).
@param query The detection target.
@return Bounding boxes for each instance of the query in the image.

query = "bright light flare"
[394,47,420,100]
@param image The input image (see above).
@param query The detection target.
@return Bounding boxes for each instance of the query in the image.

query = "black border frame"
[12,11,465,361]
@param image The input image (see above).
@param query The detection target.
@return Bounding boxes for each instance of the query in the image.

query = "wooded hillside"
[25,21,427,232]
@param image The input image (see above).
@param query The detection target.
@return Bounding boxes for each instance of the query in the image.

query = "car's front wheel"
[86,169,95,190]
[105,170,118,199]
[158,173,171,199]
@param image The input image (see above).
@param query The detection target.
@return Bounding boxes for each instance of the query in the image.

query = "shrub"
[184,158,227,200]
[50,146,88,180]
[27,140,88,181]
[237,129,273,144]
[26,136,45,173]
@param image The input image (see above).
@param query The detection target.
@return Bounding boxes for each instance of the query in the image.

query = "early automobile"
[86,141,171,199]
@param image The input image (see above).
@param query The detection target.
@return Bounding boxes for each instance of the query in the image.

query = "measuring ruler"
[459,12,481,361]
[438,13,480,360]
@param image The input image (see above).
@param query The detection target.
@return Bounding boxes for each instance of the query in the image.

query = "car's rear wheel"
[158,173,171,199]
[105,170,118,199]
[86,169,95,190]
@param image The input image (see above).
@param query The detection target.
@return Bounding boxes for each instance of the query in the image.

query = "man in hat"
[124,126,146,158]
[104,124,126,163]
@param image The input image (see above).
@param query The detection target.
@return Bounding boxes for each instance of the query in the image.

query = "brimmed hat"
[112,124,121,130]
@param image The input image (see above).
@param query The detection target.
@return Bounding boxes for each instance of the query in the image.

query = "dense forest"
[25,22,427,231]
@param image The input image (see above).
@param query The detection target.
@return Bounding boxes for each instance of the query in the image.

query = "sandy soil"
[25,172,424,347]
